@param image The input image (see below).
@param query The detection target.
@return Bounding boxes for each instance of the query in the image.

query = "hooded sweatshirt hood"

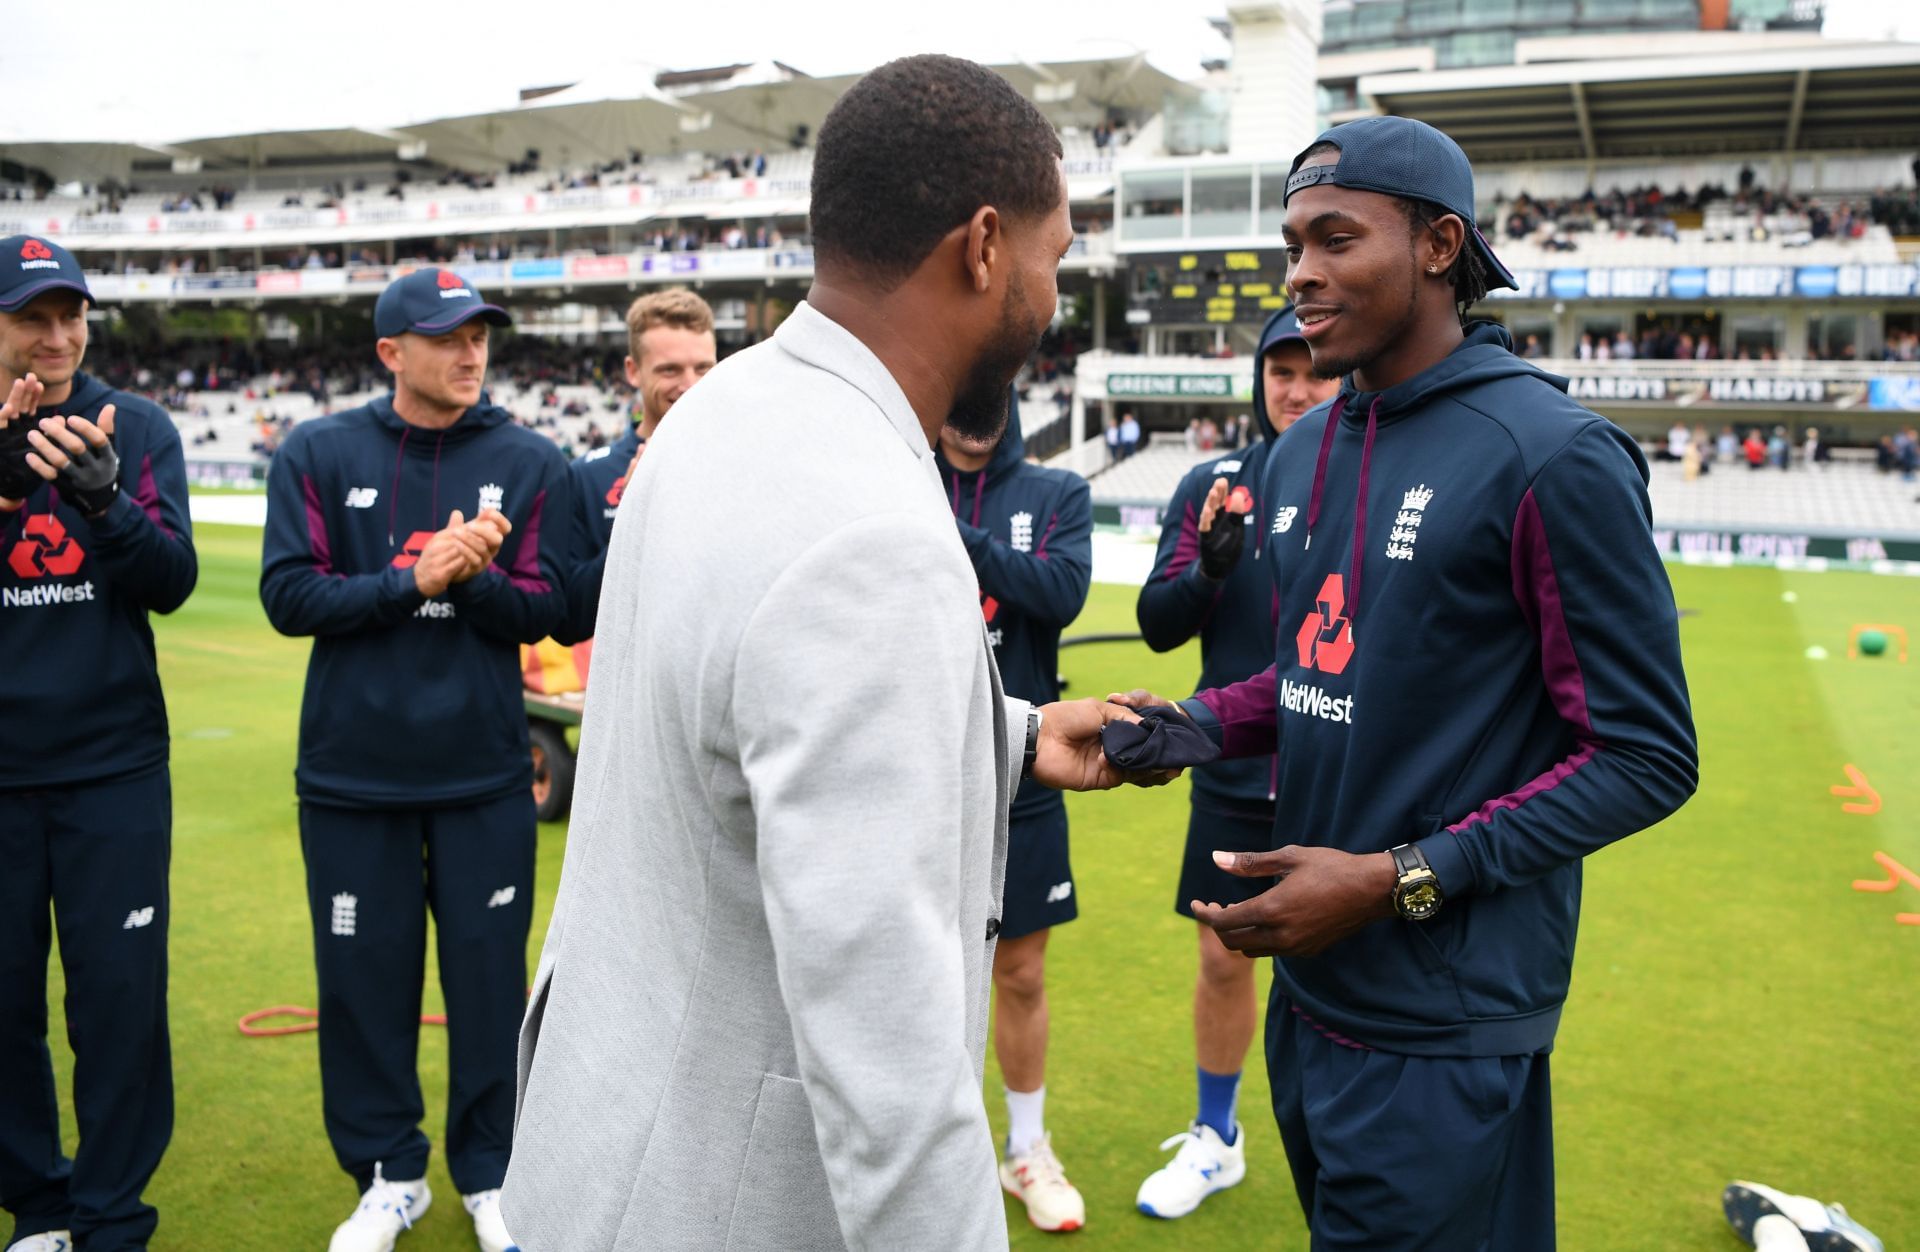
[1248,305,1312,443]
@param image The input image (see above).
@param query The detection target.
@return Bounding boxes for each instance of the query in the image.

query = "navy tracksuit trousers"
[0,770,173,1252]
[1268,993,1556,1251]
[298,793,535,1196]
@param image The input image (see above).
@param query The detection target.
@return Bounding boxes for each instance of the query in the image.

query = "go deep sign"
[1106,373,1247,400]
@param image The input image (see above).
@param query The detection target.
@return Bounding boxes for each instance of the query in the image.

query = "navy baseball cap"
[1283,116,1517,291]
[0,235,96,313]
[373,267,511,339]
[1258,304,1308,357]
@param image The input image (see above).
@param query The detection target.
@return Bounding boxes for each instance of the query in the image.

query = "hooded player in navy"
[0,236,196,1252]
[934,392,1093,1234]
[1132,305,1336,1220]
[260,269,570,1252]
[1114,118,1697,1248]
[555,287,715,644]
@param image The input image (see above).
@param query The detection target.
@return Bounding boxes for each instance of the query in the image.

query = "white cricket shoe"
[1724,1181,1883,1252]
[999,1134,1086,1232]
[328,1163,431,1252]
[1136,1121,1246,1219]
[5,1233,72,1252]
[462,1189,520,1252]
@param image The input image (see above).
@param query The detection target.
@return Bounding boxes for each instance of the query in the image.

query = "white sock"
[1755,1214,1810,1251]
[1005,1085,1046,1159]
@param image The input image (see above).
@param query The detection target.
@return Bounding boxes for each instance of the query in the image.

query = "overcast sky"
[4,0,1915,144]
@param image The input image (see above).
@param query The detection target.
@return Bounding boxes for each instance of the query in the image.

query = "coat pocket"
[724,1072,838,1251]
[513,955,555,1129]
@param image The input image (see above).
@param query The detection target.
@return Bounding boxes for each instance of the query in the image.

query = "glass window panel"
[1121,171,1186,242]
[1190,167,1254,238]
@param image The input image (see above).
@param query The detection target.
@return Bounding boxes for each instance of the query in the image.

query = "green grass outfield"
[33,522,1920,1249]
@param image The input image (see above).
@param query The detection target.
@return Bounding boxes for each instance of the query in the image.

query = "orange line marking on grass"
[1831,764,1882,815]
[1847,623,1908,661]
[1852,852,1920,894]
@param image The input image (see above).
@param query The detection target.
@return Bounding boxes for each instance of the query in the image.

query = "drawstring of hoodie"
[1303,393,1381,633]
[946,468,986,528]
[430,431,446,528]
[385,426,411,545]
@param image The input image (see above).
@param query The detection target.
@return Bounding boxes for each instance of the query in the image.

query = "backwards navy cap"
[0,235,96,313]
[1283,116,1517,291]
[374,267,512,339]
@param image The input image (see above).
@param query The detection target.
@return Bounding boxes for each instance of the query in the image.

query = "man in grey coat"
[502,56,1156,1250]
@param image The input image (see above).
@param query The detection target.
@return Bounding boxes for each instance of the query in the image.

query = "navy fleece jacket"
[1181,324,1697,1056]
[1136,310,1292,812]
[0,372,197,789]
[555,422,641,645]
[936,400,1093,821]
[260,393,571,808]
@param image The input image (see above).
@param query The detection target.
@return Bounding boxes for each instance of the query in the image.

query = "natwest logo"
[18,238,60,271]
[389,530,434,569]
[1294,572,1354,675]
[8,514,86,579]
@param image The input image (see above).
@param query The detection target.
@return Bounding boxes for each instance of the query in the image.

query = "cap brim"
[0,277,95,313]
[1470,225,1518,292]
[407,303,512,335]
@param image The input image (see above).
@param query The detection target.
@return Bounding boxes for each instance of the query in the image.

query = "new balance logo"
[331,892,358,937]
[1046,881,1073,904]
[344,487,379,508]
[1271,506,1298,535]
[486,886,517,909]
[122,907,155,929]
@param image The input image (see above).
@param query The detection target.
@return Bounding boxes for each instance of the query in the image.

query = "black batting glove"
[1199,493,1250,581]
[0,420,38,501]
[54,435,121,517]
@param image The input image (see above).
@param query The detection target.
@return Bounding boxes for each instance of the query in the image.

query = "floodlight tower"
[1225,1,1324,163]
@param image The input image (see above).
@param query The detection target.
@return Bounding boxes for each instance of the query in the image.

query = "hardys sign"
[1560,372,1884,408]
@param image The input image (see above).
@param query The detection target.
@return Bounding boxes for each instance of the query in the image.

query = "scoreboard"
[1129,249,1293,325]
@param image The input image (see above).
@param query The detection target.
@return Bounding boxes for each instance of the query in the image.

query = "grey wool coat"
[501,301,1028,1250]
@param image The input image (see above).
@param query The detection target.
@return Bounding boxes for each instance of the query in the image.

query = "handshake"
[411,507,514,598]
[1026,689,1206,794]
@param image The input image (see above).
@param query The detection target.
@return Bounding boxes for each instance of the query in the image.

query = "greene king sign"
[1106,373,1247,400]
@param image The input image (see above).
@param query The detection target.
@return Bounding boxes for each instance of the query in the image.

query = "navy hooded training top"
[0,372,197,790]
[935,399,1093,823]
[260,393,572,809]
[555,422,641,645]
[1136,310,1294,813]
[1181,323,1697,1056]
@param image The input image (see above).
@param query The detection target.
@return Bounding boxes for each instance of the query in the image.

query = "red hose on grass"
[239,1005,449,1036]
[239,992,531,1036]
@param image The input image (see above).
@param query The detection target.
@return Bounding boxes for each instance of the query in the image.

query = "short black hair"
[810,55,1063,289]
[1296,139,1488,323]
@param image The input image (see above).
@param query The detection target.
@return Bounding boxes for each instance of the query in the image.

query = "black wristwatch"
[1388,843,1443,921]
[1021,708,1042,779]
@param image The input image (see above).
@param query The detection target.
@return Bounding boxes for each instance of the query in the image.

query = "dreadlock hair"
[1405,198,1491,325]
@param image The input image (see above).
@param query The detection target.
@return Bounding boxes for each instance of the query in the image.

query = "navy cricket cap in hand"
[1283,116,1517,292]
[0,235,96,312]
[373,267,512,339]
